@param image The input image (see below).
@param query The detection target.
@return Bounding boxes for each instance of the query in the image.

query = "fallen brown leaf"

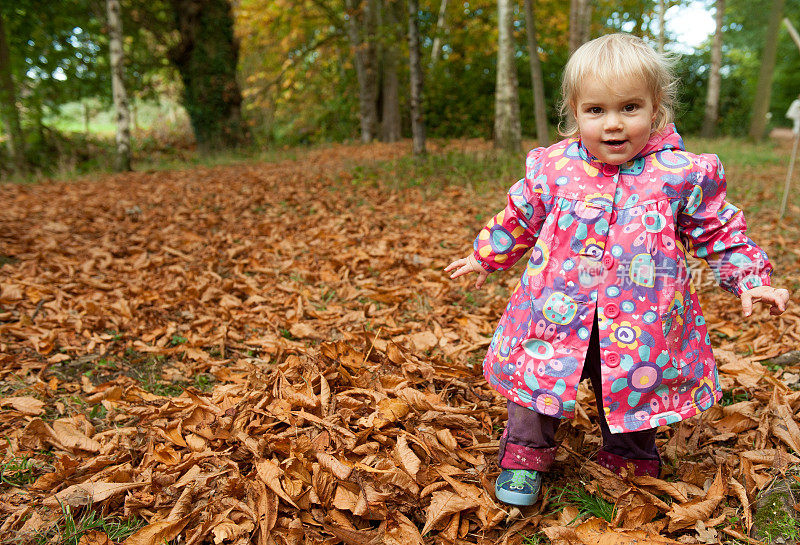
[666,466,727,532]
[575,517,683,544]
[123,516,191,545]
[77,530,111,545]
[44,481,147,507]
[421,489,479,535]
[0,396,45,415]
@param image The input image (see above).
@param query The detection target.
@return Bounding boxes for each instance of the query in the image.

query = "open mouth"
[603,139,627,146]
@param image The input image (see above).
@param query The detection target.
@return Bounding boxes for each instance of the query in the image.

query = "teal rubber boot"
[494,469,541,506]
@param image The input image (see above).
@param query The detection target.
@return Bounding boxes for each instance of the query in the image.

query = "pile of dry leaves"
[1,140,799,544]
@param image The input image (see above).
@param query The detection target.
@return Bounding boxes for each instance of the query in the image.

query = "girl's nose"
[604,112,623,130]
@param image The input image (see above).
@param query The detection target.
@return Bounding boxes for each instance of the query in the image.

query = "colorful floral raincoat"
[474,124,771,433]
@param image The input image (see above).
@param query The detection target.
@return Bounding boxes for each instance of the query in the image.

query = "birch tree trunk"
[657,0,666,53]
[408,0,426,155]
[495,0,521,151]
[430,0,448,65]
[748,0,785,141]
[701,0,724,138]
[346,0,380,142]
[107,0,132,172]
[0,10,26,175]
[523,0,548,147]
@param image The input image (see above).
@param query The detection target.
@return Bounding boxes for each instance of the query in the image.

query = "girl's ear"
[568,99,578,119]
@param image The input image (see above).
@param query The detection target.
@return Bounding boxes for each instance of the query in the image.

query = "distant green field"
[682,135,786,168]
[46,99,187,136]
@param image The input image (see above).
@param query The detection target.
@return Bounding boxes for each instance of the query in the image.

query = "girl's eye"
[624,104,639,112]
[588,107,603,114]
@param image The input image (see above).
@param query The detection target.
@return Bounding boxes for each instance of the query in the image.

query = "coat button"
[602,164,618,177]
[606,352,621,367]
[602,253,614,270]
[604,303,620,318]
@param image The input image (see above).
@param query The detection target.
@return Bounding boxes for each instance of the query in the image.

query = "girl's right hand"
[445,254,490,289]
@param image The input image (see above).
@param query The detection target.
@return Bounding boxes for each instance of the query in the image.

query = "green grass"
[0,455,50,488]
[19,504,144,545]
[124,352,216,396]
[521,532,550,544]
[170,334,188,346]
[719,387,751,406]
[48,356,121,388]
[131,143,304,174]
[549,482,617,524]
[127,357,184,397]
[46,350,217,405]
[682,136,786,168]
[681,136,789,216]
[347,149,524,194]
[0,373,34,397]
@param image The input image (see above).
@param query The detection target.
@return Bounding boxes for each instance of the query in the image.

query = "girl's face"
[574,77,657,165]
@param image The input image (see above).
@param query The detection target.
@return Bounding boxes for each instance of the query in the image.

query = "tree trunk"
[430,0,448,65]
[345,0,380,142]
[569,0,591,54]
[380,0,401,142]
[83,102,90,135]
[748,0,785,141]
[657,0,666,53]
[168,0,245,149]
[32,100,45,143]
[408,0,425,155]
[0,10,26,175]
[580,0,592,45]
[131,99,139,133]
[107,0,132,172]
[495,0,521,152]
[523,0,548,147]
[701,0,724,138]
[381,64,400,141]
[569,0,579,53]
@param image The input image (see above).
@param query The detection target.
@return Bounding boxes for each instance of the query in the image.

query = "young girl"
[445,33,790,507]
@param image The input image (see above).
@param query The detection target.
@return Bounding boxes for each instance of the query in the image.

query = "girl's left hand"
[741,286,790,316]
[445,254,490,289]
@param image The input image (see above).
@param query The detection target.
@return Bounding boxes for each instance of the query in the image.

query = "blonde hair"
[558,33,677,137]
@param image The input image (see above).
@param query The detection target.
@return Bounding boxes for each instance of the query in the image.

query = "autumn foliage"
[1,140,799,544]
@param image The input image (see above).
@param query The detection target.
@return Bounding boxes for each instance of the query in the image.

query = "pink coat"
[474,125,771,433]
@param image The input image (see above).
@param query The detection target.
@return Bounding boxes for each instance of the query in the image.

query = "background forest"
[1,0,800,179]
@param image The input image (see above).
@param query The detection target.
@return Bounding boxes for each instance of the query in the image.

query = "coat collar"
[576,123,686,168]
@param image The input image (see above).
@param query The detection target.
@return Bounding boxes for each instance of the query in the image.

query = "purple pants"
[497,312,661,477]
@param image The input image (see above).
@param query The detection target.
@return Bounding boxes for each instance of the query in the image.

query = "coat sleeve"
[676,154,772,296]
[472,147,548,273]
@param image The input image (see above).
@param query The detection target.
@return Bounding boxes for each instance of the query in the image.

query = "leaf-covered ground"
[1,139,800,544]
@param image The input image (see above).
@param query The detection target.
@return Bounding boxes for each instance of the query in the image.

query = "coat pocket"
[660,304,700,368]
